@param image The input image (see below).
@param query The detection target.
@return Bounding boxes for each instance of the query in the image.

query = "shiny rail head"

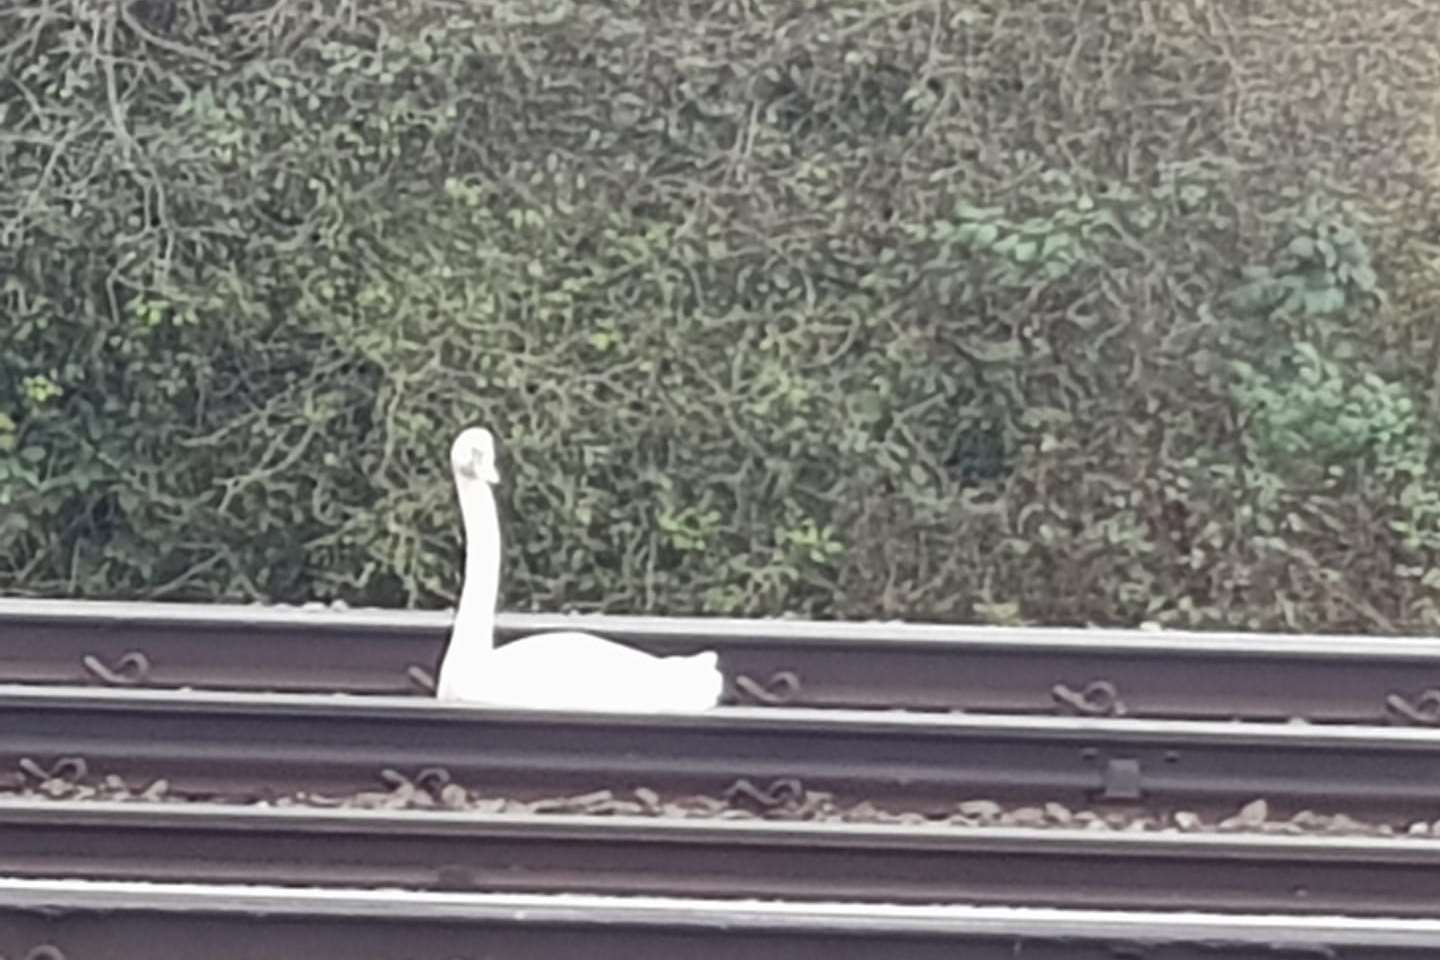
[11,681,1440,745]
[6,596,1440,658]
[3,878,1440,947]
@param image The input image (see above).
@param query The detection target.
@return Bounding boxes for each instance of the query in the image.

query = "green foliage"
[1228,193,1383,322]
[1234,344,1419,475]
[1233,343,1440,552]
[4,0,1440,633]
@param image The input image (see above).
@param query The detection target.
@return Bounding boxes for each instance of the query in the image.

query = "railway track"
[6,597,1440,723]
[7,685,1440,819]
[8,602,1440,950]
[3,879,1440,959]
[1,799,1439,917]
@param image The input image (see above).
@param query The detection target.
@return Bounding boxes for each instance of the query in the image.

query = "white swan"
[434,427,723,711]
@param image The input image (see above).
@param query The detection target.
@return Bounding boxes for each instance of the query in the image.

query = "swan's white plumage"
[442,633,720,711]
[435,427,722,712]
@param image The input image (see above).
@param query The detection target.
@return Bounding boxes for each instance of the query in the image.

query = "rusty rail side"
[4,597,1440,722]
[2,800,1440,917]
[3,879,1440,959]
[7,685,1440,819]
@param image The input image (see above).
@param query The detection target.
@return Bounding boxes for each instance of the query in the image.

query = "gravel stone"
[955,799,1002,822]
[1325,813,1367,834]
[1173,811,1202,831]
[1220,799,1268,830]
[1006,806,1048,827]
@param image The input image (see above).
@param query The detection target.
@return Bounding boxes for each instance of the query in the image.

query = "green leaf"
[955,203,1004,221]
[1287,236,1315,259]
[971,223,1000,249]
[1041,232,1071,257]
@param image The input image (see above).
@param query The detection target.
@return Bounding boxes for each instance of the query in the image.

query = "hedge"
[4,0,1440,631]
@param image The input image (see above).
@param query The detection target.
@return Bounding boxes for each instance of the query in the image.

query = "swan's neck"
[453,476,501,656]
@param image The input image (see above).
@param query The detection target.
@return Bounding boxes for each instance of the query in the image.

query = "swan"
[434,426,723,711]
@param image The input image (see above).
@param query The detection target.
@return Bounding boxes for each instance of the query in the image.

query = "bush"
[4,0,1440,631]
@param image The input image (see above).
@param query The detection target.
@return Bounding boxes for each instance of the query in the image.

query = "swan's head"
[450,427,500,485]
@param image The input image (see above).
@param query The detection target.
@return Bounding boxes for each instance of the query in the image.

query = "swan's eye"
[472,445,499,478]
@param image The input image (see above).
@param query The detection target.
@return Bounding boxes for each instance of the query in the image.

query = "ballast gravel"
[3,757,1436,840]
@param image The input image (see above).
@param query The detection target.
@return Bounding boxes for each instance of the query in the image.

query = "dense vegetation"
[4,0,1440,631]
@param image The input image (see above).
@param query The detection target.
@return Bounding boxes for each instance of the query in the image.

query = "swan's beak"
[470,444,501,484]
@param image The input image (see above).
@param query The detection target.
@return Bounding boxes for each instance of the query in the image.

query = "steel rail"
[3,879,1440,959]
[2,799,1440,917]
[7,685,1440,818]
[5,597,1440,722]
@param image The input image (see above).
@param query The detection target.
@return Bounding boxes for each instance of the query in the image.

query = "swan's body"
[439,631,721,711]
[435,427,722,712]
